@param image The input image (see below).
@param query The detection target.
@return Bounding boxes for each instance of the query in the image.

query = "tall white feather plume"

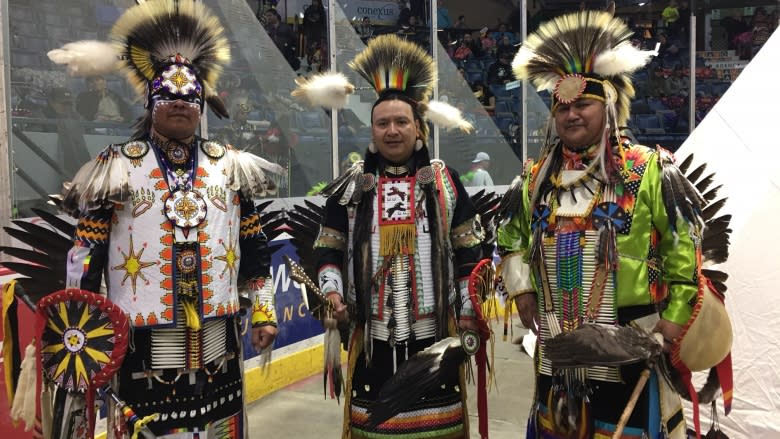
[47,40,120,77]
[593,42,658,77]
[424,100,474,133]
[291,73,355,109]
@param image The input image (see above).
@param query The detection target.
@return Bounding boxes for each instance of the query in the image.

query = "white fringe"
[424,100,474,133]
[290,73,355,109]
[47,40,120,77]
[10,342,37,431]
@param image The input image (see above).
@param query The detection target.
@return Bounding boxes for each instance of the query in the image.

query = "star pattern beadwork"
[111,235,156,294]
[161,64,199,96]
[215,227,239,282]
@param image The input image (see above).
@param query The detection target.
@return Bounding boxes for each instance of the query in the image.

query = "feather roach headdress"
[513,10,657,128]
[291,34,473,140]
[48,0,231,119]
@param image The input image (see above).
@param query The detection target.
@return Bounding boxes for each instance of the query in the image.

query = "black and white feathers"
[366,337,466,427]
[0,209,74,309]
[512,10,657,127]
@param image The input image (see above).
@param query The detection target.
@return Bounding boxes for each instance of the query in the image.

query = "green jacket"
[497,142,698,325]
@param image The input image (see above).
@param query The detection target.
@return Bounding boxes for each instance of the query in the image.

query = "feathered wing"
[658,152,733,404]
[470,189,501,256]
[366,337,466,427]
[318,160,365,207]
[0,209,74,308]
[495,174,526,227]
[225,147,285,199]
[545,324,662,368]
[281,200,336,324]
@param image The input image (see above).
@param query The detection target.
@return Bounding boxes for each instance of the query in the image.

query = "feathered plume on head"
[47,0,231,119]
[111,0,231,118]
[290,35,472,137]
[512,10,657,127]
[349,34,435,104]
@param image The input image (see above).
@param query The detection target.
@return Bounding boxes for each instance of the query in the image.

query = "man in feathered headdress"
[291,34,486,437]
[45,1,283,437]
[496,8,732,439]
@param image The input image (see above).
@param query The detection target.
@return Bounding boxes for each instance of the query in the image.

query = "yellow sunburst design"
[170,69,189,89]
[214,227,239,282]
[111,235,156,294]
[40,299,114,390]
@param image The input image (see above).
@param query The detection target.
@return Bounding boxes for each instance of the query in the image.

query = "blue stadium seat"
[636,114,664,134]
[465,71,484,85]
[495,99,513,114]
[296,111,330,132]
[490,84,510,99]
[494,112,516,133]
[646,97,668,112]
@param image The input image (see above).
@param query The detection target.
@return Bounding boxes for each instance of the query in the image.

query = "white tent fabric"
[676,29,780,437]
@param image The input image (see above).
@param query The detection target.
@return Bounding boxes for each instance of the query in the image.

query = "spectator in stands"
[437,0,451,28]
[668,65,689,97]
[358,16,375,43]
[76,75,132,123]
[661,0,680,35]
[495,33,517,59]
[487,52,515,85]
[463,32,484,57]
[453,14,466,29]
[490,23,516,46]
[462,152,494,187]
[721,12,750,52]
[218,101,260,152]
[303,0,326,69]
[410,0,427,24]
[656,32,679,59]
[44,87,91,179]
[472,81,496,116]
[264,8,300,70]
[398,15,423,42]
[397,0,412,27]
[478,27,496,56]
[675,1,690,36]
[750,7,774,57]
[648,65,671,97]
[453,38,472,60]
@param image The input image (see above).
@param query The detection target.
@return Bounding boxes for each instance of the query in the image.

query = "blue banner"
[241,237,324,359]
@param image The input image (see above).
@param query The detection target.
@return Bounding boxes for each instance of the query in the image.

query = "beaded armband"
[318,264,343,297]
[451,215,484,249]
[248,277,276,327]
[314,226,347,251]
[459,277,475,318]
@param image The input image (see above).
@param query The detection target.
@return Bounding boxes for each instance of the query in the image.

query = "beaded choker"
[383,164,409,176]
